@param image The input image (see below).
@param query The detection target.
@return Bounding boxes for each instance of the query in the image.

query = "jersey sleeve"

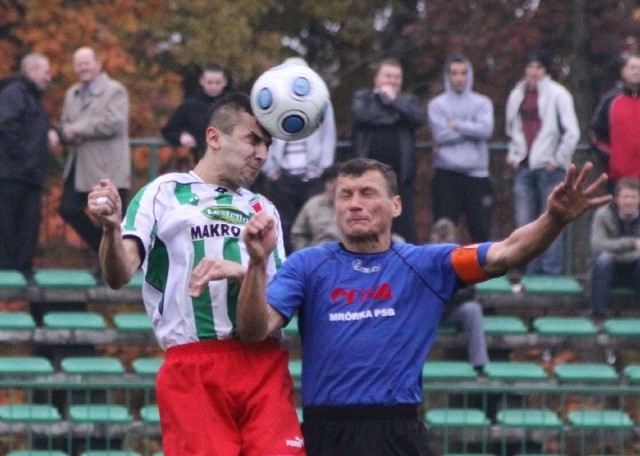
[451,242,492,285]
[121,181,161,258]
[266,251,306,322]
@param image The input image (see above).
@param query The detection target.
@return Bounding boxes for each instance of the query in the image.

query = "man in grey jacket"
[505,48,579,275]
[590,177,640,317]
[428,54,495,242]
[60,46,131,253]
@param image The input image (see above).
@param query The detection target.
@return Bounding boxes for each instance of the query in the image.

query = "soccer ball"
[250,61,330,141]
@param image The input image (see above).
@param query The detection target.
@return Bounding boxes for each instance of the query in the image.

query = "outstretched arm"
[483,162,611,276]
[236,212,285,344]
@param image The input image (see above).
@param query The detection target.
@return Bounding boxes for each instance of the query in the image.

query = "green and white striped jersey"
[122,171,285,350]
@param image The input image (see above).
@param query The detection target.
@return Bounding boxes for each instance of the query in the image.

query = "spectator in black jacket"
[161,63,231,164]
[351,58,425,242]
[0,53,59,276]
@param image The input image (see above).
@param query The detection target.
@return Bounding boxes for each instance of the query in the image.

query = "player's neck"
[193,159,239,191]
[341,233,392,254]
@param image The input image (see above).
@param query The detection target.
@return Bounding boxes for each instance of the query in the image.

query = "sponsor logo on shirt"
[329,283,395,321]
[201,205,250,225]
[330,283,391,304]
[352,259,380,273]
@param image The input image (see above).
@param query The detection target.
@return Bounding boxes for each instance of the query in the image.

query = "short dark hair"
[206,91,254,135]
[337,158,399,197]
[525,48,553,70]
[615,176,640,197]
[375,57,402,74]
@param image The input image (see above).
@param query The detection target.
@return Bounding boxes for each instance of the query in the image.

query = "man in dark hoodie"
[0,53,58,276]
[162,63,231,163]
[428,54,495,242]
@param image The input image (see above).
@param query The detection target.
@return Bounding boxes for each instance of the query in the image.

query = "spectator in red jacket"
[590,53,640,191]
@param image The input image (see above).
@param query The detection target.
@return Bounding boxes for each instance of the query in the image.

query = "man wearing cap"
[505,48,580,275]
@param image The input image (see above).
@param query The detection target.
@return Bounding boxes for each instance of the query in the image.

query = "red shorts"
[157,338,305,456]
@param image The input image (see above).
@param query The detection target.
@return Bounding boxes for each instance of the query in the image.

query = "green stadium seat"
[603,318,640,337]
[483,316,528,335]
[520,275,583,295]
[132,357,163,376]
[80,452,141,456]
[61,356,125,375]
[0,356,54,375]
[425,408,491,428]
[282,314,299,336]
[422,361,477,381]
[438,324,458,336]
[289,359,302,387]
[33,269,96,289]
[0,404,61,423]
[0,312,37,330]
[140,405,160,425]
[8,451,69,456]
[484,362,548,382]
[43,311,106,330]
[567,410,633,429]
[123,270,145,289]
[113,313,152,332]
[533,316,597,336]
[475,276,512,293]
[496,408,562,428]
[554,363,619,383]
[623,364,640,383]
[0,270,28,288]
[69,405,132,424]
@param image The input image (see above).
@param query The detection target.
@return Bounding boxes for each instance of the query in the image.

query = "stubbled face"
[449,61,468,93]
[616,187,640,217]
[374,64,403,92]
[621,56,640,89]
[524,61,546,88]
[334,170,400,242]
[200,70,228,97]
[73,48,101,83]
[26,59,52,91]
[213,112,271,189]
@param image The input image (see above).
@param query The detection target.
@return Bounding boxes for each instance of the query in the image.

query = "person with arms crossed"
[88,93,304,456]
[590,53,640,191]
[0,53,58,277]
[224,157,610,456]
[589,177,640,319]
[428,54,495,242]
[351,58,424,243]
[60,46,131,254]
[162,63,231,164]
[505,48,580,275]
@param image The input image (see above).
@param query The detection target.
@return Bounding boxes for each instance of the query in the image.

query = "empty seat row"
[0,356,162,377]
[0,311,152,332]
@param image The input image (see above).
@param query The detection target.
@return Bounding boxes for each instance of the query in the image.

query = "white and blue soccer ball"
[250,59,330,141]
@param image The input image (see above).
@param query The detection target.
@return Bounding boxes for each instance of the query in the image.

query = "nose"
[255,143,268,162]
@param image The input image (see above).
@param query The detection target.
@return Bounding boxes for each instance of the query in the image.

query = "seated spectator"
[290,164,340,251]
[430,218,489,370]
[590,177,640,318]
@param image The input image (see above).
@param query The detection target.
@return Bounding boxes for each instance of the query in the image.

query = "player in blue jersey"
[223,157,611,456]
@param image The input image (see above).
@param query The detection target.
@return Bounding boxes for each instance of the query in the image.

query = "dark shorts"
[302,405,433,456]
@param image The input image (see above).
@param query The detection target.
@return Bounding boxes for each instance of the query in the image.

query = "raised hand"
[243,211,277,263]
[547,162,612,225]
[88,179,122,228]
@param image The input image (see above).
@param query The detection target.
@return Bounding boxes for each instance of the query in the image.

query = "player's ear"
[391,195,402,218]
[205,126,222,150]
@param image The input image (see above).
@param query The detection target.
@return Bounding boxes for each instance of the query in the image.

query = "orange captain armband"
[451,243,491,285]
